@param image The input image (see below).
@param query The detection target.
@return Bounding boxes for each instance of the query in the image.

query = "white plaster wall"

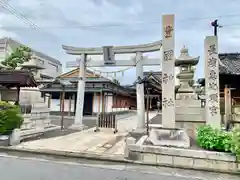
[20,88,44,104]
[50,94,127,114]
[50,99,75,112]
[63,99,75,112]
[50,99,61,112]
[93,93,101,113]
[93,93,115,113]
[106,95,113,113]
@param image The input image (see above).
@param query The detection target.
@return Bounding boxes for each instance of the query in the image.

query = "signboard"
[205,36,221,128]
[103,46,115,65]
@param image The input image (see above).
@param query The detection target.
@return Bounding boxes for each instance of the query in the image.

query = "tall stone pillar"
[205,36,221,128]
[136,52,145,130]
[161,14,176,128]
[69,54,86,130]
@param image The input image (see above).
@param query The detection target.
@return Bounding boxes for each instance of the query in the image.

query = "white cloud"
[0,29,17,38]
[1,0,240,84]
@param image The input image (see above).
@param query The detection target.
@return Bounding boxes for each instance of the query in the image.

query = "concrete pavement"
[0,154,239,180]
[14,111,158,156]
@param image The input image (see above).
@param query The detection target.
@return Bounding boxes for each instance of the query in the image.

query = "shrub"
[196,125,232,152]
[231,127,240,159]
[0,101,24,135]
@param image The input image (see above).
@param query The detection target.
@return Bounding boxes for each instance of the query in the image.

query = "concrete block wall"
[126,138,240,174]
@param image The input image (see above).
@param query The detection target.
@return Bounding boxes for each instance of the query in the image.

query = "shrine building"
[40,68,136,116]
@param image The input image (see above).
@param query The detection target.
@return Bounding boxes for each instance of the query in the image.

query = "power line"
[0,0,59,40]
[1,12,240,29]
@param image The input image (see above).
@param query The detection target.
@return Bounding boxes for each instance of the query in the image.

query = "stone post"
[68,95,72,117]
[48,94,51,108]
[205,36,221,128]
[124,137,136,159]
[135,52,145,131]
[69,54,86,130]
[161,14,176,128]
[224,85,230,128]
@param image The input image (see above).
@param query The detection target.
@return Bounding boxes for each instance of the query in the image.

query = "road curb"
[0,146,129,163]
[0,146,239,175]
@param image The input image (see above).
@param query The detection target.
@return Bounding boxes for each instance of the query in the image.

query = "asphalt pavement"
[0,154,239,180]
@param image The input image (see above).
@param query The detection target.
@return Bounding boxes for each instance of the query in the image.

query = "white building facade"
[0,37,62,79]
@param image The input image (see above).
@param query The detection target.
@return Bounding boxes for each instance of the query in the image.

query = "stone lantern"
[20,56,44,80]
[175,46,200,100]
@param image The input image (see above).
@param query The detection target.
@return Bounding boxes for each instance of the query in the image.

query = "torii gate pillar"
[69,54,87,130]
[135,52,145,130]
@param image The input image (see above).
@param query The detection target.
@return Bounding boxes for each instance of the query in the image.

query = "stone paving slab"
[16,129,126,155]
[14,111,158,156]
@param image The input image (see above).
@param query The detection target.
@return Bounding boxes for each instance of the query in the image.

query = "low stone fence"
[125,136,240,174]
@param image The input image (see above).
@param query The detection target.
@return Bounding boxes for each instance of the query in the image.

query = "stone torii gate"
[62,41,162,130]
[62,14,176,131]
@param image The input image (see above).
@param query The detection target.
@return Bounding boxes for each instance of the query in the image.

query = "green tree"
[2,46,32,70]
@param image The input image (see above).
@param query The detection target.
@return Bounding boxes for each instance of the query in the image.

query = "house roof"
[219,53,240,75]
[58,68,112,83]
[134,71,162,86]
[0,70,38,88]
[0,37,62,66]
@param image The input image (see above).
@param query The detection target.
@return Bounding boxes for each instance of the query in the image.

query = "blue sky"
[0,0,240,84]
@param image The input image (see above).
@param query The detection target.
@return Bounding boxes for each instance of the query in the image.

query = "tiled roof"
[0,37,62,65]
[132,71,162,91]
[219,53,240,75]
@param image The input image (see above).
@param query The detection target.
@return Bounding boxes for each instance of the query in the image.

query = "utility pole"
[211,19,222,36]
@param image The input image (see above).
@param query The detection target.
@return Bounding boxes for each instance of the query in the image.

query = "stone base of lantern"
[148,127,190,148]
[176,91,205,122]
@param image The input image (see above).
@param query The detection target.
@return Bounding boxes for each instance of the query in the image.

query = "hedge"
[197,125,240,159]
[0,101,23,135]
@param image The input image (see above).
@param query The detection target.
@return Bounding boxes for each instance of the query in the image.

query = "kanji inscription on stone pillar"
[205,36,221,128]
[161,14,175,128]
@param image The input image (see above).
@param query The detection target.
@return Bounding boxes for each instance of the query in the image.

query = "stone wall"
[126,137,240,174]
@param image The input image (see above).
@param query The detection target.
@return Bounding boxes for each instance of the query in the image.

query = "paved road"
[0,154,238,180]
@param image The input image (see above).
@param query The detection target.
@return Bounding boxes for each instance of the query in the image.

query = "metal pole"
[146,86,150,136]
[61,86,65,130]
[211,19,221,36]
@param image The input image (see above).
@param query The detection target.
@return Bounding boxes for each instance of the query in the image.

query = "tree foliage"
[2,46,32,70]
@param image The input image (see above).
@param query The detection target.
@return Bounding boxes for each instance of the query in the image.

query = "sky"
[0,0,240,85]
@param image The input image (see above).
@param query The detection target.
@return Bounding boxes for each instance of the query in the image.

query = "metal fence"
[94,112,118,133]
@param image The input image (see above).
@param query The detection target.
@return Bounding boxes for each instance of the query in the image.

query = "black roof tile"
[219,53,240,75]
